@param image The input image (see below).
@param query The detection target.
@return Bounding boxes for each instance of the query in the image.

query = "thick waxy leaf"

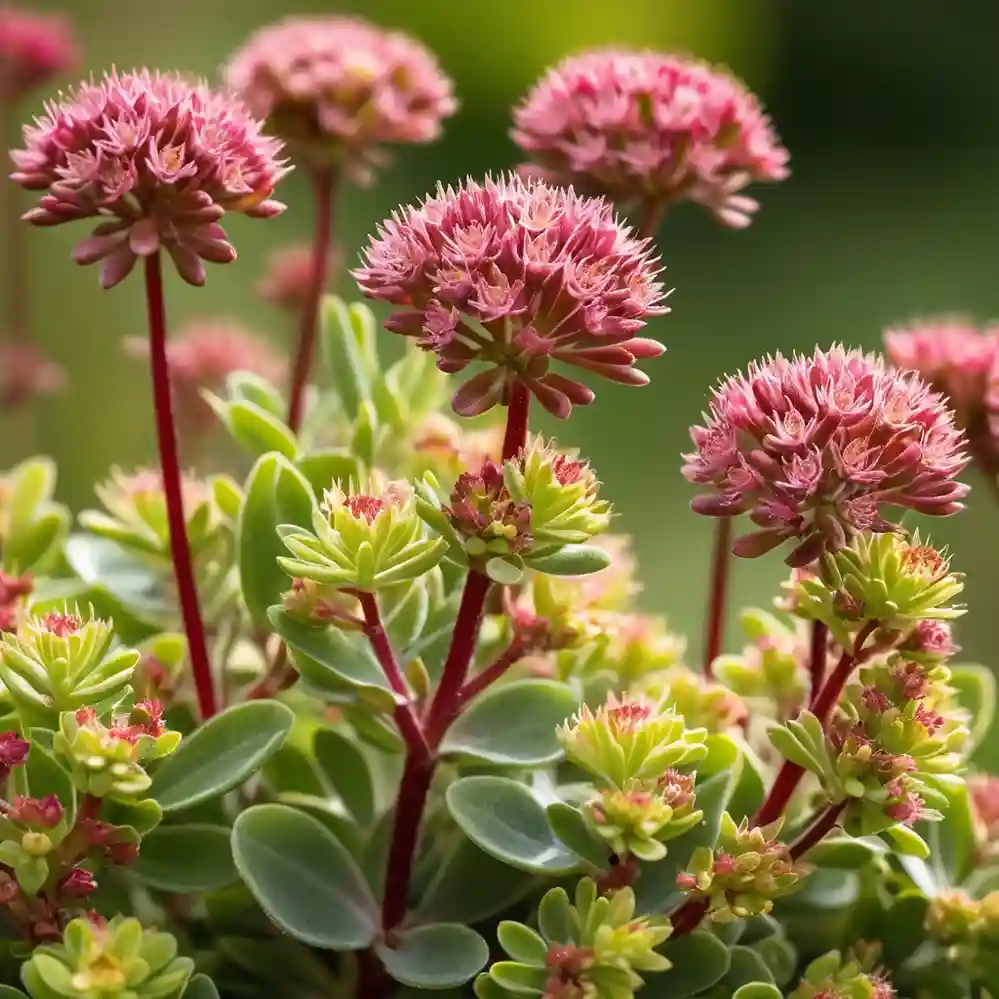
[948,663,996,750]
[376,924,489,989]
[725,946,776,989]
[527,544,611,576]
[238,454,315,630]
[733,985,783,999]
[642,931,731,998]
[0,988,30,999]
[296,450,360,497]
[446,776,580,874]
[440,680,576,767]
[182,975,221,999]
[232,804,378,950]
[546,802,612,872]
[24,735,76,823]
[804,836,888,869]
[135,824,238,893]
[313,728,375,825]
[151,701,294,812]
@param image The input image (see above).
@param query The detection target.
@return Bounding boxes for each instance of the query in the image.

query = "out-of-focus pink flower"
[683,346,969,566]
[512,50,789,228]
[224,16,456,179]
[10,68,289,288]
[354,173,668,418]
[971,774,999,840]
[0,341,66,408]
[0,7,79,103]
[256,243,317,312]
[124,318,285,432]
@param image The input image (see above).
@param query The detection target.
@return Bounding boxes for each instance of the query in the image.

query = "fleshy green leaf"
[446,776,580,874]
[376,924,489,989]
[182,974,221,999]
[546,802,612,872]
[0,987,30,999]
[804,836,888,870]
[725,946,776,989]
[320,297,374,414]
[24,735,76,823]
[232,803,378,950]
[732,985,783,999]
[134,824,239,893]
[884,823,930,858]
[642,931,731,998]
[238,454,315,630]
[527,544,611,576]
[296,450,361,497]
[440,680,576,767]
[949,664,996,751]
[151,701,294,812]
[313,728,375,825]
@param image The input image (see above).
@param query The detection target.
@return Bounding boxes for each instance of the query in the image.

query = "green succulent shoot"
[0,609,138,726]
[54,702,180,800]
[789,950,895,999]
[22,915,193,999]
[675,813,809,922]
[277,473,448,591]
[476,878,671,999]
[787,533,964,647]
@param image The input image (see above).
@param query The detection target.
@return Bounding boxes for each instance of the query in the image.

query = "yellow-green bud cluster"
[637,665,748,734]
[789,950,895,999]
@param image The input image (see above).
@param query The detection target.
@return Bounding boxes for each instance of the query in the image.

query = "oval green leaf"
[546,802,612,872]
[642,931,731,999]
[313,728,375,825]
[446,776,580,874]
[231,803,377,950]
[725,945,776,989]
[151,700,294,812]
[440,680,576,767]
[376,923,489,990]
[733,985,783,999]
[182,975,221,999]
[135,824,238,893]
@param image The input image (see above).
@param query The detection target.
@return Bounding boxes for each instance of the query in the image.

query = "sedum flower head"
[225,16,456,179]
[479,879,671,999]
[0,342,66,409]
[675,813,809,921]
[638,664,748,734]
[790,951,895,999]
[22,915,193,999]
[11,68,288,288]
[354,173,668,418]
[557,693,706,789]
[513,49,789,228]
[0,609,137,723]
[55,702,180,800]
[788,533,965,647]
[926,889,989,945]
[0,729,30,782]
[0,6,79,102]
[587,769,701,861]
[256,243,319,312]
[0,569,33,634]
[970,774,999,842]
[278,475,447,592]
[0,793,71,895]
[683,346,969,567]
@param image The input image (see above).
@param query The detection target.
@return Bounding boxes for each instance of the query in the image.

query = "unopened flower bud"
[58,868,98,898]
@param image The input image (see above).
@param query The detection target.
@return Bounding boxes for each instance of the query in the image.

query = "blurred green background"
[4,1,999,716]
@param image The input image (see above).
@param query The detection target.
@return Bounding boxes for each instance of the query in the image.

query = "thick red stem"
[671,897,710,937]
[807,621,829,706]
[790,803,846,860]
[458,637,526,706]
[501,379,531,460]
[703,517,732,677]
[143,254,216,720]
[286,167,337,433]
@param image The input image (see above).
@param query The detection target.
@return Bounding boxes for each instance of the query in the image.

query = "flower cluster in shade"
[256,242,335,313]
[224,15,456,178]
[683,346,969,567]
[884,318,999,475]
[124,318,286,432]
[512,49,789,228]
[354,173,668,418]
[0,6,79,103]
[790,951,895,999]
[10,68,289,288]
[0,343,66,410]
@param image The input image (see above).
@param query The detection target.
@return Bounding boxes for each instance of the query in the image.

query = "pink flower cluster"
[0,6,79,103]
[256,243,320,312]
[683,346,969,566]
[10,68,289,288]
[224,16,456,178]
[512,50,789,227]
[0,342,65,409]
[884,319,999,475]
[355,173,667,417]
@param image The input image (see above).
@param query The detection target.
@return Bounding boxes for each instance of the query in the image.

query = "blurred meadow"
[4,0,999,747]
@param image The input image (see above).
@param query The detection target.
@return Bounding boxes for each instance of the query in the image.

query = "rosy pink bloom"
[354,173,668,418]
[10,68,289,288]
[224,16,456,179]
[0,6,79,103]
[124,318,285,432]
[683,346,969,566]
[970,774,999,838]
[512,50,789,227]
[256,243,321,312]
[0,341,66,409]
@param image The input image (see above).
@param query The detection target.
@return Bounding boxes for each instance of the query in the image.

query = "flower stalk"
[703,517,732,677]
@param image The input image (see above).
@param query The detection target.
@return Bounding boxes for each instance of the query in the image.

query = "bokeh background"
[4,1,999,747]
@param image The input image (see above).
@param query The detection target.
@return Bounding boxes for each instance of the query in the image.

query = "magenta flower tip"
[224,16,456,178]
[683,345,970,565]
[10,67,290,288]
[354,172,668,418]
[512,49,789,226]
[0,6,80,102]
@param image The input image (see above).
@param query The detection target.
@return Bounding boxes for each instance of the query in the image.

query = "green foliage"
[375,923,489,989]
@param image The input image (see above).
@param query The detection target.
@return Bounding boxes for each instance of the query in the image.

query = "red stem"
[636,198,666,241]
[807,621,829,706]
[670,897,710,937]
[458,637,526,706]
[286,167,337,434]
[501,379,531,460]
[703,517,732,677]
[789,803,846,860]
[755,758,806,827]
[143,254,216,720]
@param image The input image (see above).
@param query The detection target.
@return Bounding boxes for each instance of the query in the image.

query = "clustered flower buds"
[256,243,319,312]
[789,951,895,999]
[479,878,671,998]
[10,68,288,287]
[513,49,789,227]
[0,343,66,410]
[279,476,447,591]
[355,174,667,418]
[0,6,79,103]
[683,346,969,566]
[0,793,69,894]
[676,813,809,921]
[0,569,33,633]
[0,730,30,783]
[225,16,456,179]
[926,888,999,946]
[638,664,748,734]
